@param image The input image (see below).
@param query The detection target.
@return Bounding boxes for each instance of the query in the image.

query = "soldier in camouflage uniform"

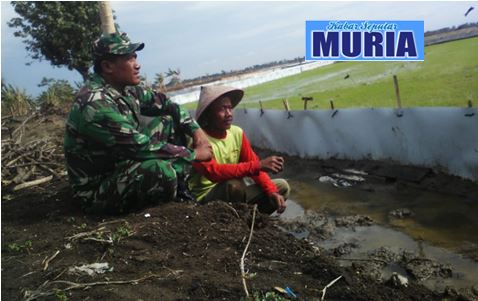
[64,32,212,214]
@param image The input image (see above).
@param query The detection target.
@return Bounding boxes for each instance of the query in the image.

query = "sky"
[1,1,477,97]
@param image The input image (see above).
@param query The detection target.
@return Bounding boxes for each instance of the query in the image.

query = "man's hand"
[270,193,286,214]
[260,156,284,173]
[194,143,212,161]
[192,128,210,148]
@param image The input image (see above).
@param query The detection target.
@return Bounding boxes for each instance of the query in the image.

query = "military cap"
[93,32,144,58]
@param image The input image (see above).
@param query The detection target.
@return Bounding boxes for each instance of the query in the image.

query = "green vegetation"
[7,240,33,253]
[183,37,478,110]
[240,291,291,301]
[111,223,134,244]
[37,78,76,114]
[8,2,104,80]
[54,289,68,301]
[1,78,76,116]
[1,80,33,116]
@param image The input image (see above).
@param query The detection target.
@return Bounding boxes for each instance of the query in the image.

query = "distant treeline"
[425,22,478,46]
[425,22,478,36]
[167,56,306,91]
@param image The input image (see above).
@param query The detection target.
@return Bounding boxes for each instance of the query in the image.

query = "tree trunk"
[77,67,90,82]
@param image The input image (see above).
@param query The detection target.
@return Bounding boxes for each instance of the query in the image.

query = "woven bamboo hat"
[195,85,244,121]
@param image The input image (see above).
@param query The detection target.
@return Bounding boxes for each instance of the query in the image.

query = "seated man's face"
[104,52,141,87]
[208,97,233,131]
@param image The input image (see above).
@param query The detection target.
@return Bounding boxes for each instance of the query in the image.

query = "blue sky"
[1,1,476,97]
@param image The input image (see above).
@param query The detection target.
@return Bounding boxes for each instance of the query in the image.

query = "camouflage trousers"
[85,115,192,214]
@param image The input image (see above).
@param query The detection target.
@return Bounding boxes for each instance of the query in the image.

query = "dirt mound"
[2,177,449,301]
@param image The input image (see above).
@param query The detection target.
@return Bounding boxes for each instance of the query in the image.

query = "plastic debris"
[343,169,368,175]
[274,287,287,294]
[285,286,297,298]
[144,213,151,218]
[68,262,113,276]
[318,173,365,187]
[331,173,365,182]
[389,272,408,287]
[389,208,414,218]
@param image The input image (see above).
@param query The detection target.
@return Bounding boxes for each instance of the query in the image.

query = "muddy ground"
[2,114,477,300]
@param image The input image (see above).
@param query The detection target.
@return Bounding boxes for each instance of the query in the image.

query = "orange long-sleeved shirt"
[192,129,278,197]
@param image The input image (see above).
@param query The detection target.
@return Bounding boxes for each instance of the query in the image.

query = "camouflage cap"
[92,32,144,58]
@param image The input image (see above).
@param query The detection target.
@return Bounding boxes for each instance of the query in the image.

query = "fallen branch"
[240,204,257,298]
[82,237,114,244]
[320,275,343,301]
[23,273,169,301]
[66,226,107,241]
[13,175,53,191]
[12,113,37,143]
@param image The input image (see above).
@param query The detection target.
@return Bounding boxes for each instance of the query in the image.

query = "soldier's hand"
[192,128,211,148]
[260,156,284,173]
[194,144,212,162]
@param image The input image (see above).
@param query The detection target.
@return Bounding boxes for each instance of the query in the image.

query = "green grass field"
[183,37,478,110]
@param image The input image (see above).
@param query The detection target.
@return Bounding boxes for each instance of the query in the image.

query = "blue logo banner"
[306,20,424,61]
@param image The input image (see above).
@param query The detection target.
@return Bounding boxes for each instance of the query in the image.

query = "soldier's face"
[207,97,233,131]
[105,52,141,87]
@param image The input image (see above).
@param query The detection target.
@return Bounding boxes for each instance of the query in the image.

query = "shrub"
[37,78,76,115]
[1,80,34,117]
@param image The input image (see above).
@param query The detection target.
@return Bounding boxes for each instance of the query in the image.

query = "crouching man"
[189,85,290,214]
[64,31,211,214]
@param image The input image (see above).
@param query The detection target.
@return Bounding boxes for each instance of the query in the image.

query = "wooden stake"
[393,75,402,109]
[302,96,313,110]
[283,99,293,119]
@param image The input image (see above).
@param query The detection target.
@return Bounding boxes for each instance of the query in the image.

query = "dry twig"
[223,202,240,218]
[240,204,257,297]
[13,176,53,191]
[320,275,343,301]
[42,250,60,271]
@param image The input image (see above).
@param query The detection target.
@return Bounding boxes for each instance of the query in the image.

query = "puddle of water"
[288,179,478,255]
[281,178,478,291]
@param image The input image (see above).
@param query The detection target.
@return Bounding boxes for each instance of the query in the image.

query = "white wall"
[231,107,478,181]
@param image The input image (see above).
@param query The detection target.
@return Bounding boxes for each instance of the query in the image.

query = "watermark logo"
[306,21,424,61]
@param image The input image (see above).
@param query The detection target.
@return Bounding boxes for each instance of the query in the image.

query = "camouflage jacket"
[64,73,199,195]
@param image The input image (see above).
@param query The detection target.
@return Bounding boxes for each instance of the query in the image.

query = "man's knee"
[89,159,180,214]
[138,159,177,182]
[226,179,247,203]
[273,178,290,198]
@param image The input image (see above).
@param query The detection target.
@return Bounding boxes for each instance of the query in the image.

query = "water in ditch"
[278,175,478,292]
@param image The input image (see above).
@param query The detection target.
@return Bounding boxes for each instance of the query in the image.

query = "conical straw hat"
[195,85,244,121]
